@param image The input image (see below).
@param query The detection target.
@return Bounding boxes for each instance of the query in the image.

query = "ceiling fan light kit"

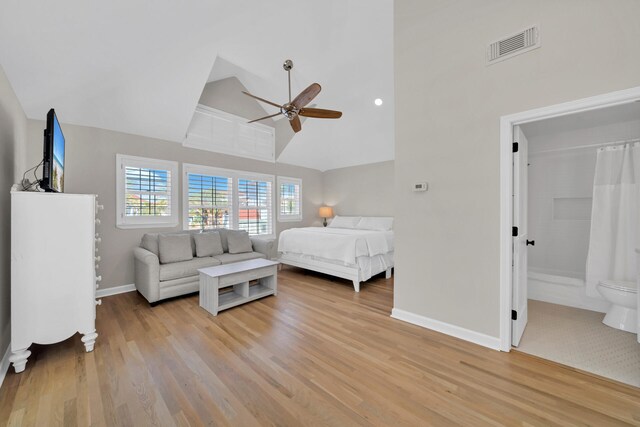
[242,59,342,133]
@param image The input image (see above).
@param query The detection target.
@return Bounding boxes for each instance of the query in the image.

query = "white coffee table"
[198,258,279,316]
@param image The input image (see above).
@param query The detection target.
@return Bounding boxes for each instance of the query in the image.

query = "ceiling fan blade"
[247,112,281,123]
[241,91,282,109]
[290,116,302,133]
[291,83,321,109]
[299,108,342,119]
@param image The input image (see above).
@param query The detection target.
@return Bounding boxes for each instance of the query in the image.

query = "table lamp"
[319,206,333,227]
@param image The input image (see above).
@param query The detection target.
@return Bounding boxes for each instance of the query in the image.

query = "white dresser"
[9,189,103,373]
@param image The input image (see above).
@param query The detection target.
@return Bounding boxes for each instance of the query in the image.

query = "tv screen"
[42,109,65,192]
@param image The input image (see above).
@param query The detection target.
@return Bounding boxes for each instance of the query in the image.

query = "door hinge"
[512,226,518,237]
[513,142,519,153]
[512,310,518,320]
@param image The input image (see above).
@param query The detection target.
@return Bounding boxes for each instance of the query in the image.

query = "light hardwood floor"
[1,267,640,426]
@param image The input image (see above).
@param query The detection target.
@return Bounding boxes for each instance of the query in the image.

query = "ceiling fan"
[242,59,342,133]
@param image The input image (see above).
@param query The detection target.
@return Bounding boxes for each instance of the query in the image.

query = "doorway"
[499,87,640,385]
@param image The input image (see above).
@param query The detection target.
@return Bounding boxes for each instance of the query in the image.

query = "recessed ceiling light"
[374,98,383,106]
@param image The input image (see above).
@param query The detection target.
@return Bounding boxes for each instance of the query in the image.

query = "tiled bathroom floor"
[517,300,640,388]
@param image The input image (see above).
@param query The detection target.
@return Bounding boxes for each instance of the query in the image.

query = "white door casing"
[512,125,529,347]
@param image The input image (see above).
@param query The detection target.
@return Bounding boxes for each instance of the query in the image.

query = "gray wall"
[26,121,323,290]
[394,0,640,338]
[0,65,28,356]
[323,161,394,217]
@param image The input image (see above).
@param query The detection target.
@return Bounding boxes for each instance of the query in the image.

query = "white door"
[512,125,529,347]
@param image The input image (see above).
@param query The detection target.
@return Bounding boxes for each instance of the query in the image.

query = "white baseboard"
[391,308,501,350]
[0,343,11,390]
[96,283,136,298]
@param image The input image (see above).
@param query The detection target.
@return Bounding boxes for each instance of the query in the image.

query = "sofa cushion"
[141,233,159,256]
[142,232,198,257]
[227,230,253,254]
[213,251,266,265]
[194,231,224,257]
[158,234,193,264]
[217,228,229,252]
[159,257,222,281]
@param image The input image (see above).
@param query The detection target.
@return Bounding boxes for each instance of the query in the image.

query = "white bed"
[277,216,394,292]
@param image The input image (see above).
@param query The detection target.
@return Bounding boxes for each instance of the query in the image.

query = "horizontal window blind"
[238,178,272,235]
[124,167,171,217]
[187,173,232,230]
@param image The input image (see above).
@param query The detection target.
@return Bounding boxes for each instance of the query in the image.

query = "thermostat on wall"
[413,182,428,192]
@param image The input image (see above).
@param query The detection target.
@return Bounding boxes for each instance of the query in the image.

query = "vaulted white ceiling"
[0,0,394,171]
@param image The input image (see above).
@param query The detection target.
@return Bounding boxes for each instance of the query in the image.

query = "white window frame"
[183,164,275,237]
[277,176,303,222]
[116,154,179,229]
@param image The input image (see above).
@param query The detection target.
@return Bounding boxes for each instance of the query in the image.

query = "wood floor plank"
[1,267,640,426]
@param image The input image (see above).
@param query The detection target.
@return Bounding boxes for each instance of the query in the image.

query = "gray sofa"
[134,229,275,304]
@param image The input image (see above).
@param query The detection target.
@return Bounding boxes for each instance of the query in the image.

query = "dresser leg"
[81,331,98,352]
[352,280,360,292]
[9,348,31,373]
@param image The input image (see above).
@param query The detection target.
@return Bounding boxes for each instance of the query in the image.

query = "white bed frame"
[278,253,392,292]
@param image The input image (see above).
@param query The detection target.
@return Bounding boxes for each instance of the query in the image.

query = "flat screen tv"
[41,109,65,192]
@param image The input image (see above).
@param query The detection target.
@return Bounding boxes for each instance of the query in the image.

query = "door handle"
[526,240,535,246]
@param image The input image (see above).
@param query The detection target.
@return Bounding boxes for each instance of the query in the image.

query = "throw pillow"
[227,230,253,254]
[194,231,224,257]
[158,234,193,264]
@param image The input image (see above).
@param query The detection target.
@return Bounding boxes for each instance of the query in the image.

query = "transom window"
[277,176,302,222]
[116,155,178,228]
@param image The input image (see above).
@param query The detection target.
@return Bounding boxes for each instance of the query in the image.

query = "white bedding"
[278,227,394,265]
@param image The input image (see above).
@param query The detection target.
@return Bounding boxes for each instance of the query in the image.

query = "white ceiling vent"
[487,26,540,65]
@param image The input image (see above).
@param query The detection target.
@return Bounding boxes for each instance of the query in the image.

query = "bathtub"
[527,267,610,313]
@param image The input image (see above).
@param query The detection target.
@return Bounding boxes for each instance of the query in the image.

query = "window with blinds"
[238,178,272,235]
[187,173,232,230]
[277,176,302,222]
[125,167,171,217]
[116,155,179,228]
[182,164,275,236]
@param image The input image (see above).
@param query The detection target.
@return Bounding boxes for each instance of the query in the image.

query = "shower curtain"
[586,142,640,298]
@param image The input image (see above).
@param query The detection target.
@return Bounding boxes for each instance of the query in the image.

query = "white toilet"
[597,280,637,333]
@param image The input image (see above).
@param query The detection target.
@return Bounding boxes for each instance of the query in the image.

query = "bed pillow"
[356,217,394,231]
[158,234,193,264]
[327,215,361,229]
[227,230,253,254]
[193,231,224,257]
